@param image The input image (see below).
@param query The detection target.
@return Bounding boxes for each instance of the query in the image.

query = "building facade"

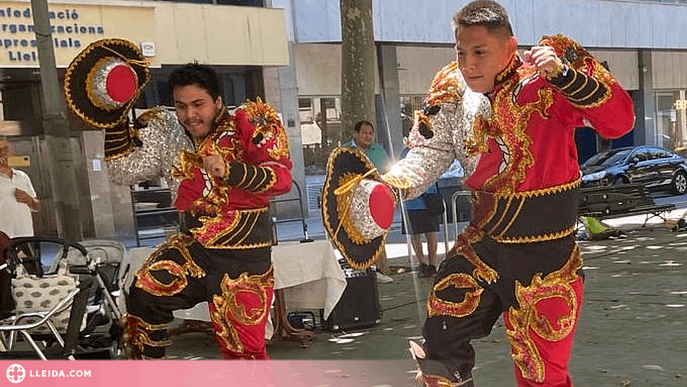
[0,0,295,238]
[278,0,687,173]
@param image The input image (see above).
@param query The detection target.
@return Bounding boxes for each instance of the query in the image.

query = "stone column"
[376,44,404,161]
[637,50,656,146]
[264,42,308,219]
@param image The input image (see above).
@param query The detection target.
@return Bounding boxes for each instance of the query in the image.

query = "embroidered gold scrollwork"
[421,373,457,387]
[210,267,274,355]
[506,246,582,382]
[335,172,374,244]
[426,61,465,106]
[452,225,499,284]
[124,314,172,355]
[171,149,203,181]
[428,273,484,318]
[482,66,555,195]
[242,98,290,161]
[134,234,206,296]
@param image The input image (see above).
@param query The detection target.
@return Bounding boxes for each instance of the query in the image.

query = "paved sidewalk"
[166,210,687,386]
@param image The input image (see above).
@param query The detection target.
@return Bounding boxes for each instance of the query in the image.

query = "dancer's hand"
[523,45,564,79]
[203,154,226,178]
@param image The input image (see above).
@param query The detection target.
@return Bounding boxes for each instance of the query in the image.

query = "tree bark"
[340,0,376,141]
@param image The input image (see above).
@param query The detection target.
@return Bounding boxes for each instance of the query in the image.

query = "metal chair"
[0,276,92,360]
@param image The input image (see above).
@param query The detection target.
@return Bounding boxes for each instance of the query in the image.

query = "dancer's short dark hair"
[453,0,513,38]
[168,62,221,101]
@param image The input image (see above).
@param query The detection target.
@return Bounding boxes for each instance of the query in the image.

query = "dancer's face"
[456,25,517,93]
[173,84,222,139]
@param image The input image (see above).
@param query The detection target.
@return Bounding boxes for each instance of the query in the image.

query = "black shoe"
[409,340,474,387]
[426,264,437,277]
[418,263,429,277]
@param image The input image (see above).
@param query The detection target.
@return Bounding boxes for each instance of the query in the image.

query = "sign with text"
[0,1,156,67]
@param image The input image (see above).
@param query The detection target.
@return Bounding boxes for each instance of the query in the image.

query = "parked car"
[580,145,687,195]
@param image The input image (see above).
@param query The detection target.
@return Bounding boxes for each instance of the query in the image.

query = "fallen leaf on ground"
[642,365,665,372]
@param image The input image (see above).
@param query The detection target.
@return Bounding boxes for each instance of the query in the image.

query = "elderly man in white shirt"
[0,139,40,238]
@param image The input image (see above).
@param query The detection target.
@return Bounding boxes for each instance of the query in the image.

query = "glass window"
[655,90,687,151]
[649,147,669,160]
[216,0,264,5]
[298,98,312,110]
[630,148,649,162]
[582,147,631,168]
[400,95,424,137]
[299,97,343,174]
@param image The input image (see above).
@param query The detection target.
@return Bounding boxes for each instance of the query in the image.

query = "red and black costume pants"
[125,233,273,359]
[421,186,584,387]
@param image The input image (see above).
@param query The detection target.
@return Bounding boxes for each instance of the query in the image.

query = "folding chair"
[0,277,93,360]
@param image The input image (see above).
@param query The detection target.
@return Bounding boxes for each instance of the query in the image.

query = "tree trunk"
[340,0,376,142]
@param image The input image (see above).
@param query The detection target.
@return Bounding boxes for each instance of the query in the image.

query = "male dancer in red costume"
[64,40,291,360]
[372,1,635,386]
[402,1,635,385]
[127,64,291,359]
[123,64,292,360]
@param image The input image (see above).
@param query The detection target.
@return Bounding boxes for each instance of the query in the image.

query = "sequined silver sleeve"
[384,90,491,200]
[106,107,192,200]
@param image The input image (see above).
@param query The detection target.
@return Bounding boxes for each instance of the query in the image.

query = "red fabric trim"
[369,184,394,230]
[106,64,137,103]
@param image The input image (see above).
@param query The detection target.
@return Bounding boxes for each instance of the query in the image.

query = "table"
[270,240,347,345]
[273,240,346,319]
[120,240,347,345]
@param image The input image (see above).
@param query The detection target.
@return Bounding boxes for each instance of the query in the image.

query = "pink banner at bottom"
[1,360,417,387]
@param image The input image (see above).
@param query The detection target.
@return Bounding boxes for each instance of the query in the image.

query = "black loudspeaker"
[321,261,382,332]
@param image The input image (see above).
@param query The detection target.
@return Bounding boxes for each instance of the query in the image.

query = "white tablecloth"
[273,240,347,320]
[120,240,347,321]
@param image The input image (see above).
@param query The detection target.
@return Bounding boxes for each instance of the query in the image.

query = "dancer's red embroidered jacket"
[465,35,635,194]
[173,99,292,248]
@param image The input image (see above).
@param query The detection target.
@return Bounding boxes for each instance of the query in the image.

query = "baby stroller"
[0,233,125,359]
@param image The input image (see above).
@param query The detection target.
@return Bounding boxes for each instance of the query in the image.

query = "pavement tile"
[167,216,687,386]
